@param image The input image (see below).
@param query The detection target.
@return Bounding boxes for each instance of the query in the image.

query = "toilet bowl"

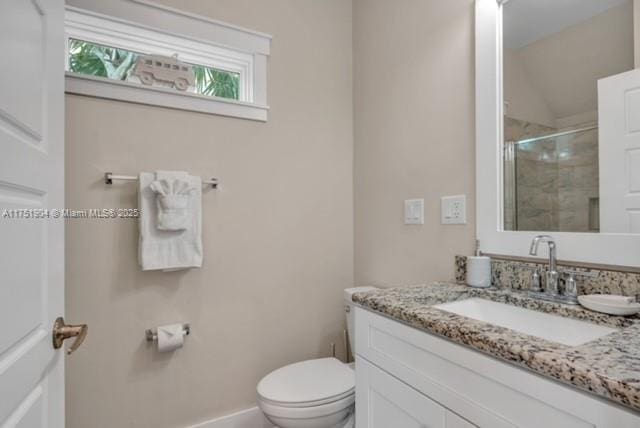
[257,358,355,428]
[257,287,377,428]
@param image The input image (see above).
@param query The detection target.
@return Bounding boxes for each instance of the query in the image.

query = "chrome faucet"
[525,235,601,305]
[527,235,580,305]
[529,235,559,295]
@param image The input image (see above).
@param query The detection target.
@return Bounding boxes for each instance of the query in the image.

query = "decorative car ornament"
[133,54,195,91]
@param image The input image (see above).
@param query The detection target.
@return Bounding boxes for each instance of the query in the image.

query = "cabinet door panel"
[356,356,446,428]
[355,308,612,428]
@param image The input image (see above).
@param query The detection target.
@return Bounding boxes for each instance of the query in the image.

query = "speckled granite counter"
[353,283,640,412]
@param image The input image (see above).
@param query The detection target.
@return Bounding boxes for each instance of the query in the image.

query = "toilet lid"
[257,358,355,406]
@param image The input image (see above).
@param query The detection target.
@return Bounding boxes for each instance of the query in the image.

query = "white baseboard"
[187,406,274,428]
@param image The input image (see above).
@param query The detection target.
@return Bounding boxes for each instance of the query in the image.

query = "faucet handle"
[558,270,593,304]
[558,268,599,279]
[530,269,542,292]
[564,273,578,298]
[515,264,543,292]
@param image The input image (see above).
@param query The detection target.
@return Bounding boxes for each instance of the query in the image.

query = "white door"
[0,0,69,427]
[356,357,474,428]
[599,69,640,234]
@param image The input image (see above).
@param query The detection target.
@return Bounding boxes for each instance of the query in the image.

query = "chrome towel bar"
[105,172,218,189]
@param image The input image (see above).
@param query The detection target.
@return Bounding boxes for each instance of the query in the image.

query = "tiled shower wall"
[504,117,556,231]
[514,139,560,231]
[556,129,599,232]
[504,117,599,233]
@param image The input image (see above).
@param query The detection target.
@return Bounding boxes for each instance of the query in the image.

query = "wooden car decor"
[133,54,195,91]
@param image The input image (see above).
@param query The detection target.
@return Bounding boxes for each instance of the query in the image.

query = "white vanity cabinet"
[354,307,640,428]
[357,356,474,427]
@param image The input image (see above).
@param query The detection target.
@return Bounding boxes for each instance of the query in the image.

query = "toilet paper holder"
[145,324,191,342]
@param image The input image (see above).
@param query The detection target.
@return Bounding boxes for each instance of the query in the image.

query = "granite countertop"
[353,282,640,412]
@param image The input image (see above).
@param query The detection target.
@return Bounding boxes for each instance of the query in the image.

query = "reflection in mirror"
[502,0,635,233]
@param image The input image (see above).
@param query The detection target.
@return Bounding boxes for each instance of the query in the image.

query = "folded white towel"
[138,171,203,271]
[149,171,196,231]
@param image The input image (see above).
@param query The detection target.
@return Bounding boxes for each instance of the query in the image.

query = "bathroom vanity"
[353,284,640,428]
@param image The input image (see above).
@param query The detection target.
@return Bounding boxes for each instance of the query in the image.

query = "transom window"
[68,39,241,100]
[64,5,271,121]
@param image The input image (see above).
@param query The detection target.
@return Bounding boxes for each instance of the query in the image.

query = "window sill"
[65,72,269,121]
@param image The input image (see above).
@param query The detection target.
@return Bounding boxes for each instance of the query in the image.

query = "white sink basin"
[434,298,616,346]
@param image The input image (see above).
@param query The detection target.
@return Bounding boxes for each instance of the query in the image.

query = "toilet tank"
[344,287,377,358]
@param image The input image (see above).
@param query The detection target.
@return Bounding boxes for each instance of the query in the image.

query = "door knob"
[52,317,88,355]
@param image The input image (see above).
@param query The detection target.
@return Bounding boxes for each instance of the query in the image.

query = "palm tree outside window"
[68,39,240,100]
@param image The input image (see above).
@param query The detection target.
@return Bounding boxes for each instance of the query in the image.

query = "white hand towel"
[138,171,203,271]
[149,171,196,231]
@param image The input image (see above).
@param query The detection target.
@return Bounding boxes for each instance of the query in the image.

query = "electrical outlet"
[404,199,424,225]
[441,195,466,225]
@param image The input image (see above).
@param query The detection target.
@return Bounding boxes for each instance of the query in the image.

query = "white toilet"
[257,287,376,428]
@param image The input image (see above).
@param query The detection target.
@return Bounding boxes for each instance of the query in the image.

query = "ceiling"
[503,0,630,49]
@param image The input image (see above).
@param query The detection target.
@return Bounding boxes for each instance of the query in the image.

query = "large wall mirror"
[503,0,634,234]
[476,0,640,266]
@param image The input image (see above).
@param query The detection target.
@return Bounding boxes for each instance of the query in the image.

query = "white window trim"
[64,3,271,121]
[475,0,640,267]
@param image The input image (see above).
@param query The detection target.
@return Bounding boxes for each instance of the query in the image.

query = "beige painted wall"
[506,2,634,128]
[64,1,353,427]
[353,0,476,287]
[503,48,556,128]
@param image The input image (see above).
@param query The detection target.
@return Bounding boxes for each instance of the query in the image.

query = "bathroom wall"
[513,1,634,126]
[353,0,476,286]
[504,1,634,129]
[64,1,353,427]
[503,48,556,128]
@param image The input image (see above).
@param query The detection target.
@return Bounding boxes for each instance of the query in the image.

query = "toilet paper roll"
[156,323,185,352]
[466,256,491,288]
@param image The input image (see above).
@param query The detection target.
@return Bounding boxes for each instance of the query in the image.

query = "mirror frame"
[475,0,640,267]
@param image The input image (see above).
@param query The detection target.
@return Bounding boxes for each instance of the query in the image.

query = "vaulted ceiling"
[504,0,634,124]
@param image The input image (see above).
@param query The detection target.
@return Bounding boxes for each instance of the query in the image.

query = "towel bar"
[105,172,218,189]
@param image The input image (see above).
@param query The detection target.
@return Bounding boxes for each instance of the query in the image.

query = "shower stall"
[503,125,599,233]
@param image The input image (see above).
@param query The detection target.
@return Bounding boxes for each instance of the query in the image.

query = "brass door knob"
[52,317,88,355]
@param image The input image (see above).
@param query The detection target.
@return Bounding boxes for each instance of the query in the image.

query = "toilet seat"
[257,357,355,425]
[257,358,355,407]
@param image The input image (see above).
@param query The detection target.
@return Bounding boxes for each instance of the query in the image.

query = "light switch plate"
[404,199,424,225]
[441,195,466,224]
